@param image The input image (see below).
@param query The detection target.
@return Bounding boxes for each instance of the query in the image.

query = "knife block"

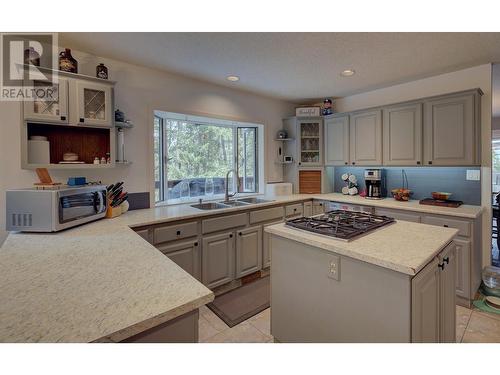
[106,205,122,219]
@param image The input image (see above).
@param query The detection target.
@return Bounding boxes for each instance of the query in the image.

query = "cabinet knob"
[79,118,85,123]
[443,224,448,228]
[428,161,433,165]
[298,162,302,166]
[239,232,242,236]
[352,162,356,165]
[60,116,66,121]
[416,161,421,165]
[229,234,233,238]
[194,242,198,247]
[176,230,181,236]
[344,162,348,165]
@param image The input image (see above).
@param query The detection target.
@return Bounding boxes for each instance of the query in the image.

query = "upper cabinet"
[283,117,323,167]
[23,73,115,128]
[74,80,113,127]
[320,88,481,168]
[383,103,422,166]
[423,92,480,166]
[349,109,382,166]
[324,115,349,166]
[23,77,69,124]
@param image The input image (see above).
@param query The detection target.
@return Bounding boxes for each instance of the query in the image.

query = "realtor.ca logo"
[0,33,58,101]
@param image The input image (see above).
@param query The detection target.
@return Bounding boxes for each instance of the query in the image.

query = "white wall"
[0,49,295,245]
[335,64,493,267]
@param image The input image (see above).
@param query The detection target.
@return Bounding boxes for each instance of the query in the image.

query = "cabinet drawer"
[202,213,247,234]
[285,203,304,218]
[375,208,421,223]
[421,215,470,237]
[249,206,284,224]
[154,221,198,244]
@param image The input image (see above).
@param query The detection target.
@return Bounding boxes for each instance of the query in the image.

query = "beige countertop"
[265,221,458,276]
[0,192,482,342]
[312,193,483,219]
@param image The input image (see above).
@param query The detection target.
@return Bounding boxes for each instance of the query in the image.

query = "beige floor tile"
[462,311,500,343]
[248,308,271,336]
[456,305,472,343]
[198,315,221,342]
[471,306,500,322]
[201,321,272,343]
[200,306,229,332]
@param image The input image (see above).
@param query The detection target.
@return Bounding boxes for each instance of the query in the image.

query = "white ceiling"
[60,33,500,103]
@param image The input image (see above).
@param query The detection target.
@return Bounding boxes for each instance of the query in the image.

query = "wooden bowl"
[432,192,452,201]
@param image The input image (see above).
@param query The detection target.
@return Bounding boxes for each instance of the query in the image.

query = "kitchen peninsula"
[266,218,459,343]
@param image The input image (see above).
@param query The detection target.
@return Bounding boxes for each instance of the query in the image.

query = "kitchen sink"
[236,197,273,204]
[220,200,251,207]
[190,202,230,210]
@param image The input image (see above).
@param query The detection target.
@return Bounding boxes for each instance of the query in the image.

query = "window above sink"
[154,111,265,206]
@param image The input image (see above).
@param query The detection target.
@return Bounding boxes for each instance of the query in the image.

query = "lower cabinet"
[235,226,263,278]
[202,231,235,289]
[157,240,201,281]
[262,220,283,269]
[454,238,471,300]
[411,242,456,343]
[375,208,421,223]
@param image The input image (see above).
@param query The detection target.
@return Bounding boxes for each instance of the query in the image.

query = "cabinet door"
[202,232,235,289]
[23,78,69,123]
[349,110,382,166]
[297,119,322,166]
[383,103,422,166]
[412,257,440,343]
[324,115,349,166]
[439,244,457,343]
[298,170,322,194]
[263,220,283,269]
[236,226,263,278]
[303,201,313,217]
[423,93,475,165]
[453,238,471,299]
[75,80,113,127]
[312,200,326,215]
[158,240,201,280]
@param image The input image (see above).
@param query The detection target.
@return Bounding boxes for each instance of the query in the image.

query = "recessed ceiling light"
[226,75,240,82]
[340,69,355,77]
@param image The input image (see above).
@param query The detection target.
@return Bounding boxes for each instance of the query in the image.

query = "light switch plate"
[466,170,480,181]
[328,255,340,281]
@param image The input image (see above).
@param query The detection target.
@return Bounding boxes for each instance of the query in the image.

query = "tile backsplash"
[331,167,481,205]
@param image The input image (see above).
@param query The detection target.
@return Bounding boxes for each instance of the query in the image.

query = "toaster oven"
[6,185,107,232]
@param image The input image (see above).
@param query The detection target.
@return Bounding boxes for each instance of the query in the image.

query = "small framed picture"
[295,106,320,117]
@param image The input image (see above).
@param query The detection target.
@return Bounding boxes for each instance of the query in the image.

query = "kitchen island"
[266,219,459,343]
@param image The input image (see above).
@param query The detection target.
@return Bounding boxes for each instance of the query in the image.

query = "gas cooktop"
[285,210,395,241]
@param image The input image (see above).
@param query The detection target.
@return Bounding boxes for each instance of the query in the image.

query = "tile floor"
[199,304,500,343]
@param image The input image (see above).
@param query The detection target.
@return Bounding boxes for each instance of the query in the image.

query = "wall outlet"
[328,255,340,281]
[466,170,480,181]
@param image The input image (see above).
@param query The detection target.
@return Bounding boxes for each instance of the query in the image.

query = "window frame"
[154,111,264,206]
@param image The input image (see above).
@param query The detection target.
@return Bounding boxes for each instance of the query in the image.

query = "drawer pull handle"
[176,230,181,235]
[60,116,66,121]
[79,118,85,123]
[443,224,448,228]
[239,232,242,236]
[438,263,445,270]
[443,257,449,264]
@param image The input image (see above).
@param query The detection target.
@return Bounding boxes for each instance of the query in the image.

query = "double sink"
[191,197,273,210]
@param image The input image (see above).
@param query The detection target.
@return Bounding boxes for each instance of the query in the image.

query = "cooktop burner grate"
[285,210,395,240]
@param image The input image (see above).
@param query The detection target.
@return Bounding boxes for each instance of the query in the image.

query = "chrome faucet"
[224,169,238,202]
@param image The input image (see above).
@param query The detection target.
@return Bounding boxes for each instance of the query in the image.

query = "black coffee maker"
[364,169,385,199]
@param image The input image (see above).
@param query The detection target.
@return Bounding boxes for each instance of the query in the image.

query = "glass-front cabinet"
[23,78,69,124]
[75,81,113,127]
[298,119,322,166]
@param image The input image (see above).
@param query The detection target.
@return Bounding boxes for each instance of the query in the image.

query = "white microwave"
[6,185,107,232]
